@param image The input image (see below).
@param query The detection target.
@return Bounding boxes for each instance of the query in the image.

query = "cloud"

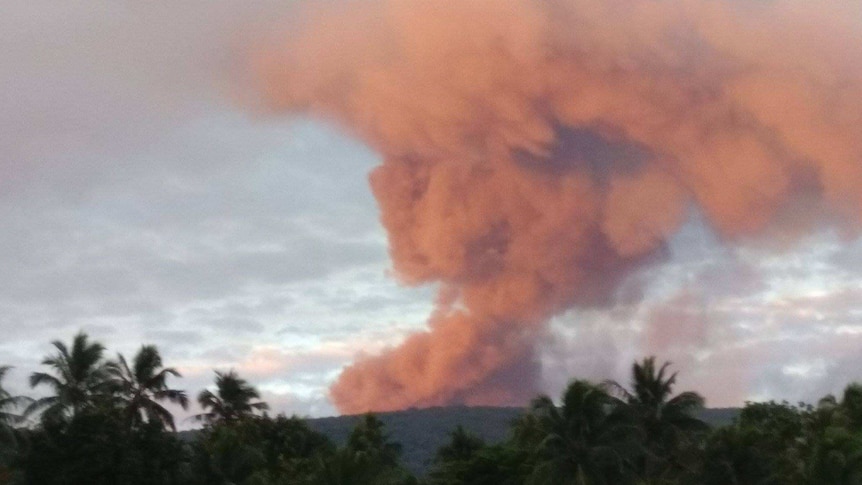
[3,0,862,420]
[0,1,435,419]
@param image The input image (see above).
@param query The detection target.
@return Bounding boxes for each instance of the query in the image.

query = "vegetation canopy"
[1,332,861,485]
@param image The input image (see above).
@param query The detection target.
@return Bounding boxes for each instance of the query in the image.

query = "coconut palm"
[195,369,268,424]
[27,332,111,422]
[0,366,30,457]
[525,379,637,485]
[0,366,29,426]
[606,357,707,481]
[107,345,189,431]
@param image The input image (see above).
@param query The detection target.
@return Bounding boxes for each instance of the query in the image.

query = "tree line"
[2,332,862,484]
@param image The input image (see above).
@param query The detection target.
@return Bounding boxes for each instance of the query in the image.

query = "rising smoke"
[254,0,862,414]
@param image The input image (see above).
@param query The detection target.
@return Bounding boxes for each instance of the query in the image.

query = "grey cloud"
[0,1,434,419]
[196,345,254,364]
[539,220,862,408]
[143,329,206,346]
[201,317,266,335]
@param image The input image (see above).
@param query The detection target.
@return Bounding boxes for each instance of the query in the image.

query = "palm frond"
[29,372,62,390]
[155,389,189,409]
[250,401,269,411]
[24,396,59,417]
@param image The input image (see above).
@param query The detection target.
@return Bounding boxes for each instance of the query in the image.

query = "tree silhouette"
[27,332,111,422]
[840,383,862,430]
[312,415,412,485]
[347,414,402,468]
[195,370,268,424]
[107,345,188,431]
[0,366,30,468]
[435,425,485,464]
[0,366,28,428]
[525,379,636,485]
[429,425,487,485]
[607,357,708,482]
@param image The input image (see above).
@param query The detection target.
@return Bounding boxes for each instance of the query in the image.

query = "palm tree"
[0,366,30,457]
[195,369,268,424]
[27,332,111,422]
[524,379,637,485]
[606,357,707,482]
[107,345,189,431]
[0,366,29,426]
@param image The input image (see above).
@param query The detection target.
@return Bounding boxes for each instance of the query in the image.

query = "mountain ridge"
[178,406,739,475]
[266,406,740,475]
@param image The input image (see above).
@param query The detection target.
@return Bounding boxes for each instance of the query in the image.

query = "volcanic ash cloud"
[254,0,862,413]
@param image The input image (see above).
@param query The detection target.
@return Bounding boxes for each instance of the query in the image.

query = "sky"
[3,0,862,424]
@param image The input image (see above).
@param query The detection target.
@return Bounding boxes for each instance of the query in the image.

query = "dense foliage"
[1,333,862,484]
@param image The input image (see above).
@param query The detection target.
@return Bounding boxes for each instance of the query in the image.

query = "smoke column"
[254,0,862,414]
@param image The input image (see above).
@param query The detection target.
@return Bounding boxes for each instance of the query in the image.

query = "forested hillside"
[306,406,740,475]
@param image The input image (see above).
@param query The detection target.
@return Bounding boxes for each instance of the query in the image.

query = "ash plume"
[254,0,862,414]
